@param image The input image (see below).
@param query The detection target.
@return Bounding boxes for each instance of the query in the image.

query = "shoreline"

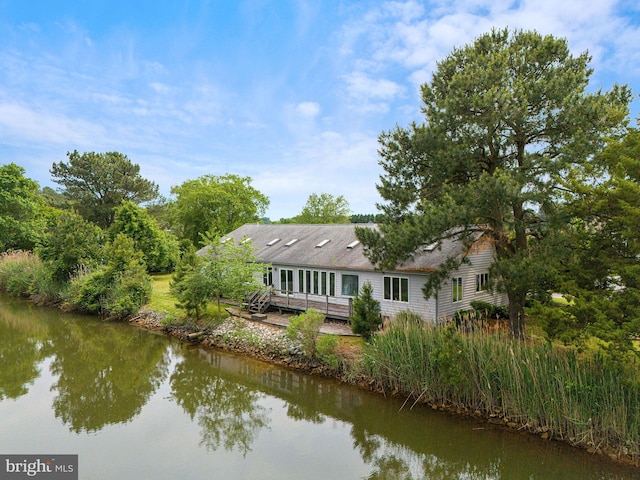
[128,306,639,468]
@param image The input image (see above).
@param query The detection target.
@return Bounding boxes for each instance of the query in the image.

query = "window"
[280,269,294,293]
[263,267,273,286]
[452,277,463,303]
[476,273,489,292]
[346,240,360,249]
[341,274,359,296]
[384,276,409,302]
[299,270,334,296]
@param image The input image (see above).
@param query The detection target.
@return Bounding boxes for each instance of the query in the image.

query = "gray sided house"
[212,223,507,321]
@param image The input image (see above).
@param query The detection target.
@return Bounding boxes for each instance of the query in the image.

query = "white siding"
[435,243,508,320]
[268,238,507,322]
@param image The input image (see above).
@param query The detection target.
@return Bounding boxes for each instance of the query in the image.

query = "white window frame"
[280,269,294,294]
[452,277,463,303]
[476,273,489,292]
[341,274,359,297]
[383,276,409,302]
[263,266,273,286]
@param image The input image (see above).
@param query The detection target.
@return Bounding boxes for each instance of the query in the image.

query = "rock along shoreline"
[129,307,355,378]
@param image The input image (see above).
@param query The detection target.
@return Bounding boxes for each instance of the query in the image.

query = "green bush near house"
[469,300,509,320]
[316,334,339,368]
[350,281,382,340]
[287,309,325,358]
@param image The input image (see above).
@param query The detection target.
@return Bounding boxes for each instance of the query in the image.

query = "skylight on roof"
[424,242,439,252]
[316,239,330,248]
[267,238,280,246]
[241,237,252,244]
[346,240,360,249]
[284,238,299,247]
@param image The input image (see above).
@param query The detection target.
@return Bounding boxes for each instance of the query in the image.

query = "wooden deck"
[267,291,353,321]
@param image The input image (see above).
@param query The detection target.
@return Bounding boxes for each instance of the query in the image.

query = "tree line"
[0,150,368,318]
[1,28,640,349]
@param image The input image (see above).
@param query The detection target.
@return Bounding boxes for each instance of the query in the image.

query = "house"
[207,223,507,321]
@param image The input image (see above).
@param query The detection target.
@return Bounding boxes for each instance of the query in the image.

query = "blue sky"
[1,1,639,220]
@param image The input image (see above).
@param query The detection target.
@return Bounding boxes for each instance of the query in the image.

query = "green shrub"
[350,281,382,340]
[316,334,339,368]
[64,234,151,319]
[37,210,103,283]
[527,301,580,343]
[0,251,55,300]
[470,300,509,319]
[286,309,325,357]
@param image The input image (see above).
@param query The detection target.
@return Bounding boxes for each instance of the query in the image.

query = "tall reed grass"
[0,251,57,302]
[363,311,640,461]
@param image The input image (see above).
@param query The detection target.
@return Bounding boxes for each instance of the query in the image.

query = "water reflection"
[170,349,271,456]
[0,294,637,479]
[47,320,169,432]
[0,303,47,400]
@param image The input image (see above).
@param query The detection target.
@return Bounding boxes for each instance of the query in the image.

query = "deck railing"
[268,289,353,320]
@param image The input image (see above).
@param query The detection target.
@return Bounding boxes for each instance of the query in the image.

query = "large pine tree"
[357,29,631,338]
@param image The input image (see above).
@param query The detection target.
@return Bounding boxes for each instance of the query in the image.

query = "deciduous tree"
[0,163,46,251]
[356,29,631,338]
[170,174,269,248]
[294,193,350,224]
[38,211,104,283]
[109,201,179,273]
[171,236,266,320]
[200,236,266,318]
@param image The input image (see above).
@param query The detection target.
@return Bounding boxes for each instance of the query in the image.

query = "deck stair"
[245,290,272,314]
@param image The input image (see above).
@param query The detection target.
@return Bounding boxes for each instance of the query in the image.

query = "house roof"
[199,223,469,273]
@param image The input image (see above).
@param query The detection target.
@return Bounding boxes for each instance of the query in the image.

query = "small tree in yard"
[202,237,265,318]
[172,236,266,320]
[286,309,325,358]
[350,281,382,340]
[171,246,209,321]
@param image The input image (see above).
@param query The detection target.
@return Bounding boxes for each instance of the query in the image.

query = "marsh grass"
[363,311,640,460]
[0,250,57,301]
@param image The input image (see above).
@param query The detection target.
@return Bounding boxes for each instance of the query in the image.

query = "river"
[0,294,637,479]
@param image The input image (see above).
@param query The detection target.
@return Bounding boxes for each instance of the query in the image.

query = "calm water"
[0,294,637,479]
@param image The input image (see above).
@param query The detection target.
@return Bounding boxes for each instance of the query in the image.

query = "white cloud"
[341,71,405,113]
[149,82,177,95]
[0,101,106,147]
[295,101,320,118]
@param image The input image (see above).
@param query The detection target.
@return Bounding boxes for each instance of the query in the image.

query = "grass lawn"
[147,273,231,323]
[147,274,180,315]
